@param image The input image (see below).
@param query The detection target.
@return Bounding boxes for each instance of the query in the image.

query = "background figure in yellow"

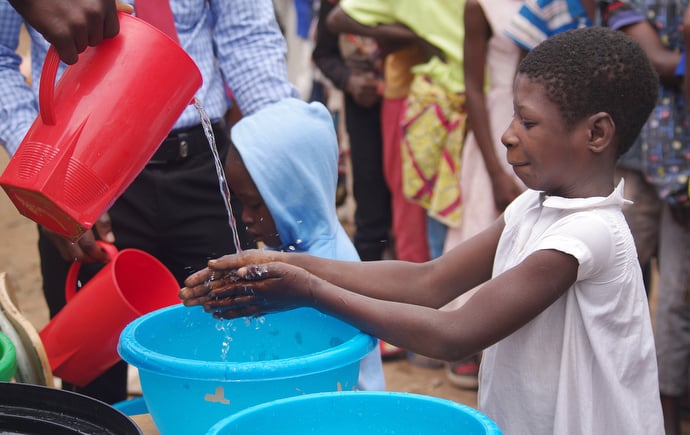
[328,0,465,262]
[401,76,466,258]
[393,1,466,261]
[328,0,465,369]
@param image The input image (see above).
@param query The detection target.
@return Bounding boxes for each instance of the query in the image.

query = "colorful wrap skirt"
[401,75,467,227]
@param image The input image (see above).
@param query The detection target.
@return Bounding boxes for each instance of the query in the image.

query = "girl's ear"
[587,112,615,154]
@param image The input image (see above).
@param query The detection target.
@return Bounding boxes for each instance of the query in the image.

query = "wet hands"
[179,250,315,319]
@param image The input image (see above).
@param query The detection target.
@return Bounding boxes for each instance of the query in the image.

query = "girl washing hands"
[180,27,664,434]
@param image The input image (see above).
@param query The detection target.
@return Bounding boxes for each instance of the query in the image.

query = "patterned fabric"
[504,0,592,50]
[401,75,466,227]
[637,0,690,205]
[605,0,690,205]
[0,0,299,156]
[640,94,690,205]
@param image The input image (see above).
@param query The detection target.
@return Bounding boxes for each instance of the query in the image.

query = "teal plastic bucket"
[207,391,502,434]
[0,332,16,382]
[118,305,375,434]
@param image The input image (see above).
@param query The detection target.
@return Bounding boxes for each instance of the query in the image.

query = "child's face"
[225,157,281,247]
[501,74,588,197]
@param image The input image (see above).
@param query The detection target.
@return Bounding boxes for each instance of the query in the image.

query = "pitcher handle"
[65,241,119,302]
[39,46,61,126]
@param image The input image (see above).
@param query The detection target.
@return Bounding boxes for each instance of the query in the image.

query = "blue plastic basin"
[207,391,502,434]
[118,305,375,434]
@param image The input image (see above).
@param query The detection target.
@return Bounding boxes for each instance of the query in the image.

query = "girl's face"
[225,157,281,248]
[501,74,587,197]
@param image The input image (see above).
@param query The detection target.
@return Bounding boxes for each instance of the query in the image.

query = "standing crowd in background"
[1,0,690,433]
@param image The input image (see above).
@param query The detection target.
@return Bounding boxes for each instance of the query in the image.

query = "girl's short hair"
[519,27,659,156]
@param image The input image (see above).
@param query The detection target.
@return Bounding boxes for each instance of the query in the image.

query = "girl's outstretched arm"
[182,226,578,361]
[181,218,506,310]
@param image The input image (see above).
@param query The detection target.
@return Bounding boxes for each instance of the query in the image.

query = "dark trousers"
[344,96,392,261]
[38,122,254,403]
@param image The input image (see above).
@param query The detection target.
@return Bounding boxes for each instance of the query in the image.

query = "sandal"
[379,340,405,360]
[406,352,444,369]
[446,355,479,390]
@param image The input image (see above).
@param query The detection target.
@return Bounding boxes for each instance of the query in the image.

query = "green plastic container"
[0,331,17,381]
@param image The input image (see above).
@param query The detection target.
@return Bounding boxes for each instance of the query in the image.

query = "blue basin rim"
[208,391,503,434]
[118,306,376,381]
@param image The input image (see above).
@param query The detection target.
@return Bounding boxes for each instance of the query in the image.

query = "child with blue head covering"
[223,97,385,391]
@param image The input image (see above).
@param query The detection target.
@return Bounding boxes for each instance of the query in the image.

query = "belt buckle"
[178,132,189,159]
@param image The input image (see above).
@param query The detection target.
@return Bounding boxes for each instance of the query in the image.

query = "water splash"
[193,97,242,253]
[215,318,236,361]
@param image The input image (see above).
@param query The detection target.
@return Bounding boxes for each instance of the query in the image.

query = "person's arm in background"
[0,4,36,158]
[312,1,351,95]
[625,23,681,84]
[464,0,522,212]
[604,0,689,228]
[312,1,380,108]
[601,1,681,86]
[210,0,299,116]
[326,5,443,62]
[7,0,132,65]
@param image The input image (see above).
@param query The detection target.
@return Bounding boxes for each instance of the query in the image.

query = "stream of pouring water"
[193,97,242,254]
[193,98,254,359]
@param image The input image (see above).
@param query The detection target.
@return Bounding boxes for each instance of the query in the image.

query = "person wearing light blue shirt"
[0,0,299,404]
[1,0,298,155]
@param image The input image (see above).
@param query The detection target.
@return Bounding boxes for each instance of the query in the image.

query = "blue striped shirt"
[504,0,592,51]
[0,0,299,156]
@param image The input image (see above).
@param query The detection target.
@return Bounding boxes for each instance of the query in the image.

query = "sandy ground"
[0,152,47,331]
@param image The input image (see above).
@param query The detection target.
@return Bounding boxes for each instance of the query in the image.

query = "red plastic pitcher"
[0,13,202,241]
[39,242,182,387]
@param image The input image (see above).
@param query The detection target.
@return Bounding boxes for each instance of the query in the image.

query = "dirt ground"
[0,150,478,410]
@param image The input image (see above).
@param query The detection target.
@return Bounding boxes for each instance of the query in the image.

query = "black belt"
[148,121,225,165]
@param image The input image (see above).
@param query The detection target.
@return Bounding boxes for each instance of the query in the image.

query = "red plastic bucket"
[0,12,202,241]
[39,242,181,387]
